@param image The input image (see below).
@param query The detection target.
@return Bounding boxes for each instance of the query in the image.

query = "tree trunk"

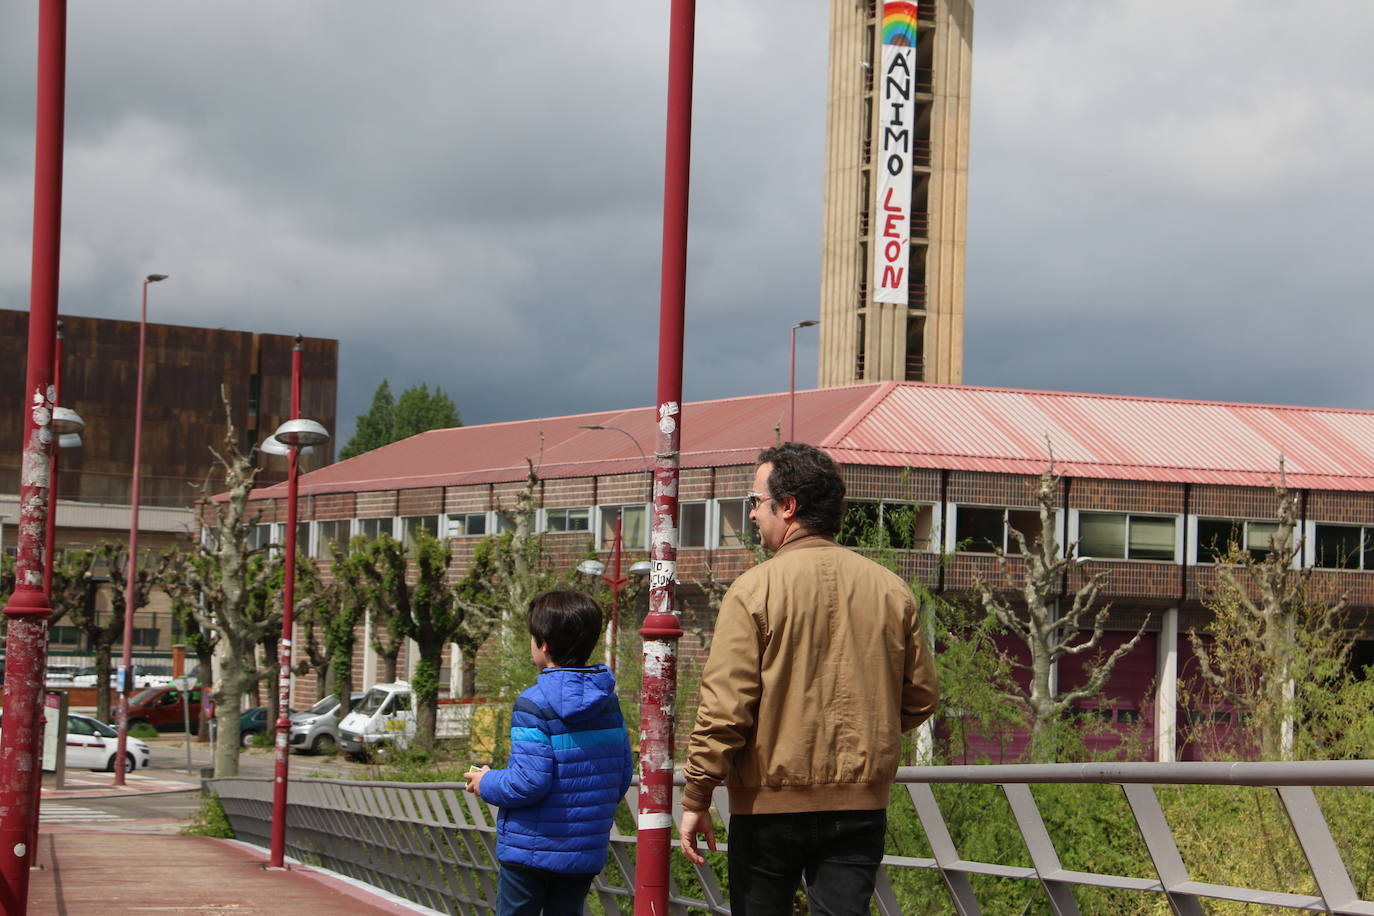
[94,647,115,723]
[382,652,399,683]
[195,645,215,742]
[213,634,261,777]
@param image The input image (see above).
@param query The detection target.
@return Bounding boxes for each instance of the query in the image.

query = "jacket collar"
[772,530,836,557]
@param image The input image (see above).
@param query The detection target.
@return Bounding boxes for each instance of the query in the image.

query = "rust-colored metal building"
[0,309,338,509]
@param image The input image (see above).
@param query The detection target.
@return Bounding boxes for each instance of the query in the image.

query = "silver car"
[289,692,365,754]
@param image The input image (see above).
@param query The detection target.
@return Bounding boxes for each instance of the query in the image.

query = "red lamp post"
[115,272,168,787]
[0,1,68,908]
[267,336,330,869]
[578,520,651,677]
[789,319,819,441]
[636,0,695,910]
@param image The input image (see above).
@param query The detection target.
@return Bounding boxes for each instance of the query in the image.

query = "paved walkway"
[22,762,441,914]
[27,831,436,914]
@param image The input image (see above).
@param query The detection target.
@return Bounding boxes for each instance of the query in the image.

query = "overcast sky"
[2,1,1372,449]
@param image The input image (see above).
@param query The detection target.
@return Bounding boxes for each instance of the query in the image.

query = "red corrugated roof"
[254,383,1374,498]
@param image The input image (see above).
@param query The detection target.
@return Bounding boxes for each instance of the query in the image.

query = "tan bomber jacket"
[682,532,939,814]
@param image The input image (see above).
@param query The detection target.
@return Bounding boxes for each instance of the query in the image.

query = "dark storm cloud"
[3,0,1370,457]
[967,0,1374,409]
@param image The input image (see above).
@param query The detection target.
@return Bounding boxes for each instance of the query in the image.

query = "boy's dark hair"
[757,442,847,537]
[528,588,603,667]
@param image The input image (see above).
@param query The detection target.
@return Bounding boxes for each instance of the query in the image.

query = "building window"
[400,515,440,550]
[248,524,273,552]
[314,519,351,559]
[50,626,80,646]
[840,501,933,550]
[952,506,1042,554]
[1078,512,1176,561]
[544,508,591,533]
[447,513,488,537]
[358,517,393,541]
[599,505,648,550]
[133,627,160,648]
[1197,518,1281,563]
[716,498,757,548]
[680,502,708,549]
[1314,524,1374,570]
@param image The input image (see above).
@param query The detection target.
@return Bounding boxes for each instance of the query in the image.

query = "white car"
[64,713,152,772]
[0,712,152,773]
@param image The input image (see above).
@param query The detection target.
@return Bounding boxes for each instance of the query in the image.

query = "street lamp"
[43,322,84,596]
[116,272,168,787]
[579,424,651,501]
[790,319,819,441]
[268,335,330,870]
[578,525,652,677]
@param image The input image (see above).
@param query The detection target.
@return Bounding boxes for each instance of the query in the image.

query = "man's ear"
[776,495,800,523]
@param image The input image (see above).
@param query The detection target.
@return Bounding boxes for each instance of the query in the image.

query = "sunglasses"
[745,492,774,512]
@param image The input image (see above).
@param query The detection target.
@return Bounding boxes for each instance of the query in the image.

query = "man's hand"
[679,808,716,866]
[463,765,490,795]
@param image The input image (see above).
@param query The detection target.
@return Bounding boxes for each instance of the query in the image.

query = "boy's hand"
[679,808,716,866]
[464,765,490,795]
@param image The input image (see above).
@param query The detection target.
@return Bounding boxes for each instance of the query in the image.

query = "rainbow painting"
[882,1,919,47]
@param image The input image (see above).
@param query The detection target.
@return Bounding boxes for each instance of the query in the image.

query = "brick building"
[249,382,1374,762]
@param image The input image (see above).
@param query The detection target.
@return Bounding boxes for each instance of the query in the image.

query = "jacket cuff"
[681,782,714,812]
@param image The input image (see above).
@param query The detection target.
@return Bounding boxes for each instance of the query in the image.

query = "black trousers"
[726,808,886,916]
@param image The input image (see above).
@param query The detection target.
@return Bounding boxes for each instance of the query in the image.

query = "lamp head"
[628,560,653,577]
[796,319,819,329]
[577,559,607,577]
[50,406,84,435]
[273,417,330,447]
[146,274,169,283]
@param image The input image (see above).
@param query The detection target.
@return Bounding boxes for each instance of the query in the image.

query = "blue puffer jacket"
[479,665,633,874]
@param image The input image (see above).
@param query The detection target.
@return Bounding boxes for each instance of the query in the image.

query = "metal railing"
[210,760,1374,915]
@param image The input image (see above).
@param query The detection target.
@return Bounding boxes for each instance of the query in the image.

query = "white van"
[336,681,472,759]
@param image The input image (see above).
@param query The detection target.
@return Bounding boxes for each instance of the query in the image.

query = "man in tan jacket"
[679,443,938,915]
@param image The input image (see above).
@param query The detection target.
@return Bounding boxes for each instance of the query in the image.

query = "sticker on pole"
[650,559,675,590]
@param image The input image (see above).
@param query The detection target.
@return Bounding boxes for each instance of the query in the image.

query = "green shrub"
[128,722,159,739]
[183,793,235,838]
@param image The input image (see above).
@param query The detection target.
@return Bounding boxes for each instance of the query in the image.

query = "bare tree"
[178,390,282,776]
[1188,462,1351,760]
[973,461,1146,761]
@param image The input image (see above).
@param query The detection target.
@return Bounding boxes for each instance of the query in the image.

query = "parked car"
[121,684,204,732]
[0,711,150,772]
[65,713,152,772]
[290,692,366,754]
[239,705,296,747]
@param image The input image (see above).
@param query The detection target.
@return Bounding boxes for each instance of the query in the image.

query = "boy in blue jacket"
[465,588,634,916]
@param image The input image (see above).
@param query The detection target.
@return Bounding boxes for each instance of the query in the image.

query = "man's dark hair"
[757,442,847,537]
[528,588,603,667]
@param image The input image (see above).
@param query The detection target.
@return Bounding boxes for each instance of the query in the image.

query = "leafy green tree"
[339,380,461,459]
[351,530,485,750]
[161,546,219,739]
[68,543,152,723]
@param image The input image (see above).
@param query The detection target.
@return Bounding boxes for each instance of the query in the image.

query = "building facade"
[249,383,1374,762]
[0,310,338,659]
[817,0,972,387]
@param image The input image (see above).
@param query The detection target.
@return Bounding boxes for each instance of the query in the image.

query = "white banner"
[872,3,918,305]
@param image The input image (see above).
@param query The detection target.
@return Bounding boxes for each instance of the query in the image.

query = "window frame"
[542,507,592,534]
[1075,511,1179,562]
